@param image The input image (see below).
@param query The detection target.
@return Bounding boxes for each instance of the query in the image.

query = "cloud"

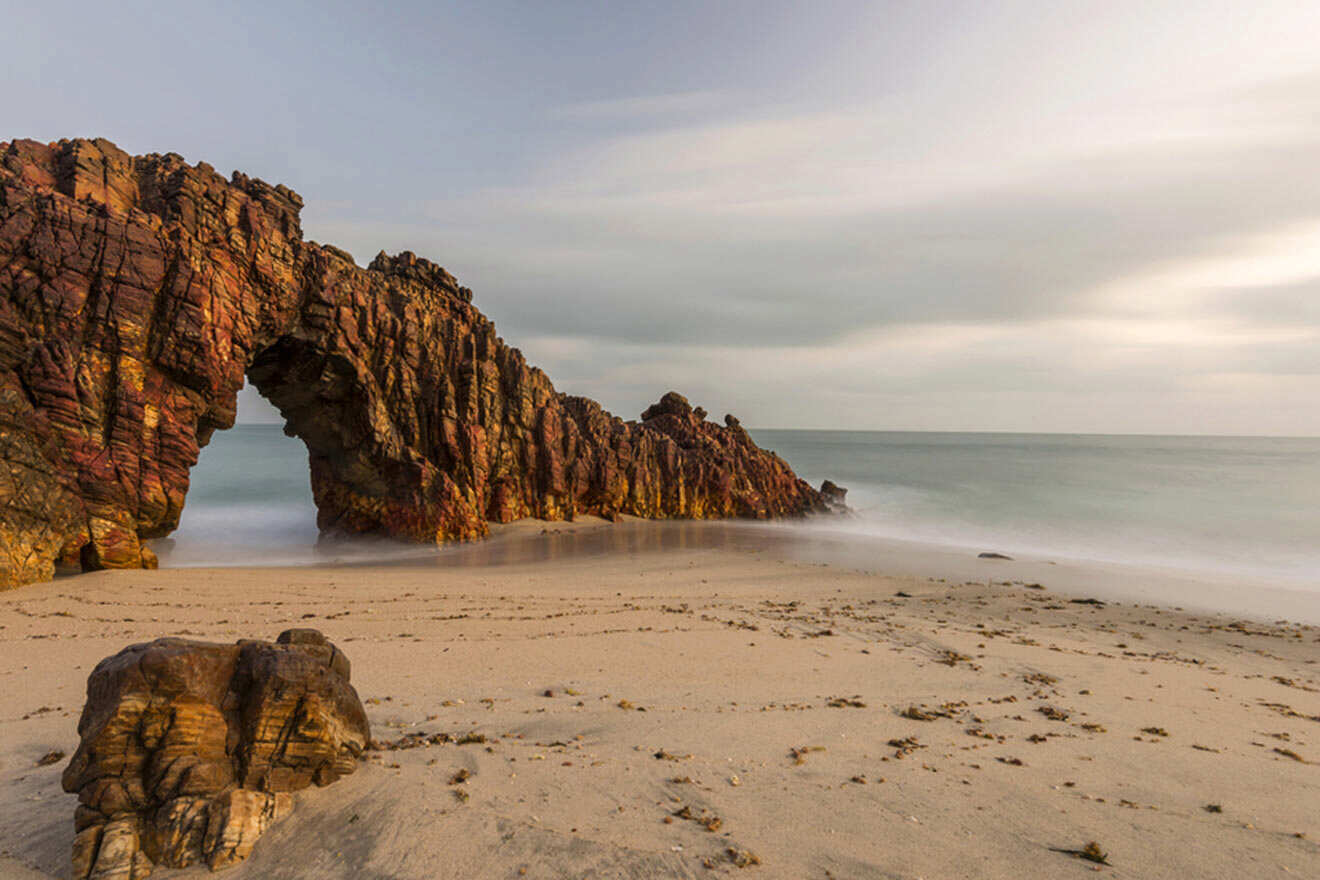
[359,109,1320,354]
[549,90,732,121]
[504,318,1320,434]
[285,5,1320,433]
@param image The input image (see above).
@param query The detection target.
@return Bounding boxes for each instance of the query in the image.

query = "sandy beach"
[2,519,1317,879]
[8,3,1320,879]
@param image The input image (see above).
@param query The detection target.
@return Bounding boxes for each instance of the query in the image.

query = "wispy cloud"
[549,90,732,121]
[283,3,1320,433]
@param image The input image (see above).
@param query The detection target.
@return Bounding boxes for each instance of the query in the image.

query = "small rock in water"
[819,480,849,512]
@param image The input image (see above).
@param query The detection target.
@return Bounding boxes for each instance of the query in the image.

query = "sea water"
[753,430,1320,586]
[162,424,1319,591]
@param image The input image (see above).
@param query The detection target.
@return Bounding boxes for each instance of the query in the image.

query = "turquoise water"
[166,424,321,561]
[166,425,1320,585]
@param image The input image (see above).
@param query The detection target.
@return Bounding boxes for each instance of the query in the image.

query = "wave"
[157,425,1320,588]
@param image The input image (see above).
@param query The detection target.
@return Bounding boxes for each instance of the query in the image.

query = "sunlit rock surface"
[61,628,368,878]
[0,138,827,587]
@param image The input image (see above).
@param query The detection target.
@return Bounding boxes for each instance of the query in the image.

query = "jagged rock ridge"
[0,138,827,587]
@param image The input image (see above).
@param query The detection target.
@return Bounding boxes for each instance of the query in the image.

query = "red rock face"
[0,138,826,587]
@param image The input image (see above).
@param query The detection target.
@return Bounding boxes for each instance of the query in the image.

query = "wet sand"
[2,519,1317,878]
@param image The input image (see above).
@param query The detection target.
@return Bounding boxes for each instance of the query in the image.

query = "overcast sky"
[7,1,1320,433]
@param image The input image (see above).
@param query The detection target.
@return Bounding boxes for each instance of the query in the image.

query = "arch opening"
[148,382,317,567]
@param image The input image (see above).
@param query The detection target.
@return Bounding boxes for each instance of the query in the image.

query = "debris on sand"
[727,848,762,868]
[790,745,827,765]
[35,749,65,767]
[1258,701,1320,723]
[888,736,925,758]
[1080,842,1110,864]
[1051,841,1110,865]
[673,804,722,832]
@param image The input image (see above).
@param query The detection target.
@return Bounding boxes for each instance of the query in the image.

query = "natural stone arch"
[0,138,827,588]
[245,335,393,533]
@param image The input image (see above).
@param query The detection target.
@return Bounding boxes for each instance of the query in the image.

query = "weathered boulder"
[61,628,369,879]
[0,137,830,588]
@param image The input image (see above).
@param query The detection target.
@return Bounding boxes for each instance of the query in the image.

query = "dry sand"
[2,519,1317,879]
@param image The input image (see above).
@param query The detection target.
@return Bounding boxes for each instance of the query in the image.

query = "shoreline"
[148,516,1320,625]
[4,541,1318,878]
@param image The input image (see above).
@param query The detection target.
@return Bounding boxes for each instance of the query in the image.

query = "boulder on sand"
[61,628,369,879]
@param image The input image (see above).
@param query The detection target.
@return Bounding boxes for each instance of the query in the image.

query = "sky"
[6,0,1320,434]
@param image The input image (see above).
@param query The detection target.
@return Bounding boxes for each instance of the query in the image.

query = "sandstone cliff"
[0,138,826,587]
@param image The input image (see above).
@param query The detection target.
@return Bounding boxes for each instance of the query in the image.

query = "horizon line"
[229,420,1319,441]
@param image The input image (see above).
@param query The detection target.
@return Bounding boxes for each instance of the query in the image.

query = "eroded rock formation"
[61,628,369,878]
[0,137,828,587]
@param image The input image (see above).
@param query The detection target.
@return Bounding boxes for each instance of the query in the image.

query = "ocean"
[753,429,1320,586]
[161,425,1320,592]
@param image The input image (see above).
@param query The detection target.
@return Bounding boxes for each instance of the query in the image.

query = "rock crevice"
[0,138,827,587]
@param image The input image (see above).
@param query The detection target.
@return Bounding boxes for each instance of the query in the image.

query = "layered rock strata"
[0,137,828,587]
[61,628,369,879]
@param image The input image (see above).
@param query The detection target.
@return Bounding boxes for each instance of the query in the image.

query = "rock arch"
[0,138,825,588]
